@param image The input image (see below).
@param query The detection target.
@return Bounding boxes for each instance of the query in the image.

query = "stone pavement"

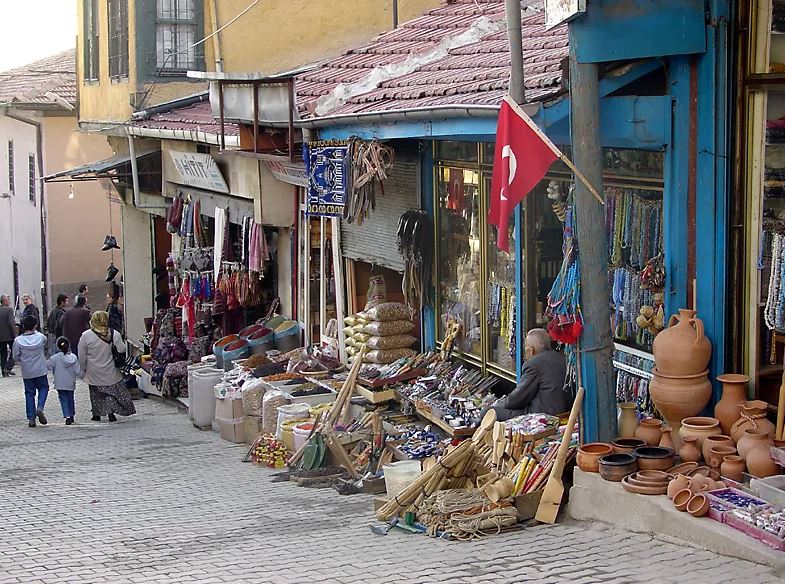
[0,373,782,584]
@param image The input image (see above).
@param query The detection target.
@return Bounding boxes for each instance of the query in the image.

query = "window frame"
[83,0,100,82]
[107,0,129,80]
[28,154,36,205]
[7,140,14,195]
[155,0,199,74]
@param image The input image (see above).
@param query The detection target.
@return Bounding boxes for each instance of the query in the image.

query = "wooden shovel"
[534,386,584,525]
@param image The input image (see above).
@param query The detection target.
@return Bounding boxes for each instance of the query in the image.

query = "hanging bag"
[100,330,127,369]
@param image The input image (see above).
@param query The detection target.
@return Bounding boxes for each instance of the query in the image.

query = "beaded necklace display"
[764,231,785,331]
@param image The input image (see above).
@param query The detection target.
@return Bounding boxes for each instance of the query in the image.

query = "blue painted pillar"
[420,141,437,350]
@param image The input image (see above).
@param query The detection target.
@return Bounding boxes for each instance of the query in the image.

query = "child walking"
[12,315,49,427]
[48,336,81,425]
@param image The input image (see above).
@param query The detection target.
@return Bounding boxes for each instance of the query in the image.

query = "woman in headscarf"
[77,311,135,422]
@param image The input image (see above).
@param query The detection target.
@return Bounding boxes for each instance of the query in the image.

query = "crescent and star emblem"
[501,144,517,202]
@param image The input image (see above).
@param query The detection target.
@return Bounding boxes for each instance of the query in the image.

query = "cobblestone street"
[0,374,781,584]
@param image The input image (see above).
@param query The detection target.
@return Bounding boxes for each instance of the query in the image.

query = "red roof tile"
[296,1,568,118]
[132,100,239,136]
[0,49,76,108]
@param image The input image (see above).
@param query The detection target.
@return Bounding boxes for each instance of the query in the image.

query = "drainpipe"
[209,0,224,72]
[392,0,398,28]
[127,135,167,209]
[4,111,49,316]
[505,0,525,104]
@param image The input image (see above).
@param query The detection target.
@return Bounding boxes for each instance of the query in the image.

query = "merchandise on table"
[250,434,288,468]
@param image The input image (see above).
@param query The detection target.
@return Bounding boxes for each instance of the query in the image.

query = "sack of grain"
[353,332,370,343]
[366,302,411,322]
[363,319,415,336]
[366,334,417,350]
[364,348,416,364]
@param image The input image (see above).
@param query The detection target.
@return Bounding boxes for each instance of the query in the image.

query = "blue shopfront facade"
[308,0,733,441]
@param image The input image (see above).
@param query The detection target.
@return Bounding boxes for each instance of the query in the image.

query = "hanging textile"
[214,207,227,284]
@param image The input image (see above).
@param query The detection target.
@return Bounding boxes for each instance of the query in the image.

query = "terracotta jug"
[649,369,712,449]
[737,428,774,460]
[707,445,737,471]
[679,436,702,463]
[714,374,749,435]
[701,435,734,463]
[652,309,712,375]
[746,445,779,478]
[720,455,745,482]
[667,474,691,499]
[679,417,722,449]
[730,400,776,443]
[635,418,663,446]
[659,427,675,450]
[617,402,639,439]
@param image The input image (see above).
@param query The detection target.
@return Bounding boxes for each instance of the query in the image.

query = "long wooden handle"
[777,368,785,441]
[550,387,584,479]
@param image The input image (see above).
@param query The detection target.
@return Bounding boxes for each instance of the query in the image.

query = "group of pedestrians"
[0,285,135,427]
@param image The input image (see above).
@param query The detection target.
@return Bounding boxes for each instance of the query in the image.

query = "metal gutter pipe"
[209,0,224,72]
[131,93,209,121]
[127,135,168,209]
[127,125,241,147]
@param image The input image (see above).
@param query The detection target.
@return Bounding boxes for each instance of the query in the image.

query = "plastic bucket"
[275,333,300,352]
[281,419,301,451]
[222,339,249,371]
[213,335,240,368]
[191,367,223,429]
[383,460,422,498]
[293,422,315,451]
[239,324,264,339]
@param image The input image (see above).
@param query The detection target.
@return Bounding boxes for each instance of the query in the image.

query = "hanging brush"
[397,209,434,311]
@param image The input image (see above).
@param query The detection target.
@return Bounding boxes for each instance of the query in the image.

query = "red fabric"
[488,98,558,252]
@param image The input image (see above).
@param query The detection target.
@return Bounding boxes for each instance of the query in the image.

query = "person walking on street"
[78,284,90,311]
[13,315,49,427]
[21,294,41,332]
[46,294,69,356]
[78,311,135,422]
[60,295,91,357]
[106,283,123,335]
[48,337,81,425]
[0,295,16,376]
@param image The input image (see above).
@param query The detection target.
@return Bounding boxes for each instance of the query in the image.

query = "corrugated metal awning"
[43,150,160,182]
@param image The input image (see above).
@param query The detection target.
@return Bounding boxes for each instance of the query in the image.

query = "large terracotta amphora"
[714,374,750,435]
[652,309,712,376]
[649,368,712,449]
[729,400,776,443]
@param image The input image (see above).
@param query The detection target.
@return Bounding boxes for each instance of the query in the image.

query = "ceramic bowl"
[621,476,668,495]
[633,446,676,471]
[667,462,699,475]
[667,474,691,499]
[611,438,646,455]
[598,453,637,482]
[687,465,711,477]
[673,488,692,511]
[626,473,670,488]
[577,443,614,473]
[686,493,710,517]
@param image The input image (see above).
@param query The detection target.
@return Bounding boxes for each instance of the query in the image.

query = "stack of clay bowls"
[622,470,670,495]
[649,308,713,450]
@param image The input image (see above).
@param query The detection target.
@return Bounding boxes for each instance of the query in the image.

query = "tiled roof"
[296,1,567,118]
[132,100,240,136]
[0,49,76,107]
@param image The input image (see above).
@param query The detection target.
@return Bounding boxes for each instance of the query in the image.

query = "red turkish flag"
[488,96,559,252]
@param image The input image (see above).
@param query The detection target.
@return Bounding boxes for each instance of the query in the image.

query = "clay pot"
[730,401,776,443]
[668,461,699,475]
[599,453,637,482]
[673,488,692,511]
[618,402,639,439]
[633,446,675,471]
[714,374,750,434]
[635,470,671,482]
[746,445,779,478]
[720,455,745,482]
[707,445,737,471]
[687,474,712,494]
[635,418,664,446]
[667,474,691,499]
[627,473,668,488]
[652,308,712,375]
[659,427,675,450]
[576,443,613,473]
[687,465,711,477]
[686,493,710,517]
[679,417,722,449]
[649,369,712,449]
[621,476,668,495]
[701,435,734,463]
[611,438,646,455]
[737,428,774,460]
[679,436,702,463]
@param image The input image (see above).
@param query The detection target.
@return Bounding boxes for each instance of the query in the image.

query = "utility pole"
[568,32,617,442]
[505,0,525,104]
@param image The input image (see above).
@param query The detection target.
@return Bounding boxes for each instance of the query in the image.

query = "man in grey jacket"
[0,294,16,376]
[12,315,49,427]
[485,329,569,421]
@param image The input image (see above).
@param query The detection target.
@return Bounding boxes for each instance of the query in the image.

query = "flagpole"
[502,95,604,205]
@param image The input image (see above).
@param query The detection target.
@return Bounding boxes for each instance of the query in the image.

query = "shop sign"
[304,143,349,217]
[266,159,308,187]
[167,151,229,193]
[545,0,586,29]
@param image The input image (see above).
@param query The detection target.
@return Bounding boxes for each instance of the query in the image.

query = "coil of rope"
[346,138,394,225]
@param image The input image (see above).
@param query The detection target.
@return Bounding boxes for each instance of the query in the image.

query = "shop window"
[28,155,35,205]
[7,140,13,194]
[108,0,129,79]
[83,0,100,82]
[436,141,479,163]
[156,0,198,72]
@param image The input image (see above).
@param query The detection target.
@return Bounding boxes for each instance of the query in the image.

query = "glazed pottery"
[746,445,779,478]
[668,461,699,475]
[621,476,668,495]
[720,455,745,482]
[649,369,712,449]
[652,309,712,375]
[737,428,774,460]
[673,488,692,511]
[687,474,712,494]
[714,374,750,434]
[576,443,614,473]
[730,401,776,443]
[701,435,734,464]
[635,418,664,446]
[618,402,639,439]
[659,427,675,450]
[667,474,691,499]
[707,445,737,471]
[679,436,702,463]
[598,453,637,482]
[679,417,722,449]
[633,446,675,471]
[687,493,710,517]
[611,438,646,455]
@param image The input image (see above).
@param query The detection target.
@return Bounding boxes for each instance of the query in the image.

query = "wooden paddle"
[535,386,584,524]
